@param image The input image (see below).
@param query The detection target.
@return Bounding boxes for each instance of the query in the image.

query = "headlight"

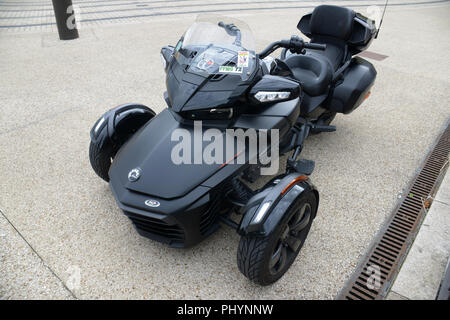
[254,91,291,103]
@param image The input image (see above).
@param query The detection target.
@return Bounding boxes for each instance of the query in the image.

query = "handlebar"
[258,35,326,59]
[304,42,326,51]
[218,21,242,46]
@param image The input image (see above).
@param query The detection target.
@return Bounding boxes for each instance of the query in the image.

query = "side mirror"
[160,46,174,71]
[249,75,301,104]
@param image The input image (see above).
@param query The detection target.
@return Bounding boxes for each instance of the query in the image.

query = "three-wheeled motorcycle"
[89,5,378,285]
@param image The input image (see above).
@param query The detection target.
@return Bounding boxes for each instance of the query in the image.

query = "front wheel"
[237,191,317,285]
[89,140,114,182]
[88,104,156,182]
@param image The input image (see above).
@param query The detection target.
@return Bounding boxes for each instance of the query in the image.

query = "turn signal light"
[281,175,308,195]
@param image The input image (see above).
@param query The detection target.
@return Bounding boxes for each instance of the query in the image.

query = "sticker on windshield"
[237,51,249,68]
[219,66,243,74]
[197,58,215,71]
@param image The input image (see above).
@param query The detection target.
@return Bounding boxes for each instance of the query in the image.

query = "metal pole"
[51,0,79,40]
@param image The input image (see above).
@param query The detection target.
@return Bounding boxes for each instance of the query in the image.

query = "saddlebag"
[326,57,377,114]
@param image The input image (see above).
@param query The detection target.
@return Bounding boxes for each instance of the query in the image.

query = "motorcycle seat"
[284,53,333,97]
[283,5,356,97]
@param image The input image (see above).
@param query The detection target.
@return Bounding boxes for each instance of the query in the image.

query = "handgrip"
[218,21,242,46]
[304,42,326,51]
[287,35,326,53]
[218,21,238,33]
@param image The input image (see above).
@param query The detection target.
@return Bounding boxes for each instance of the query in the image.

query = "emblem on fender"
[145,199,160,208]
[128,168,141,182]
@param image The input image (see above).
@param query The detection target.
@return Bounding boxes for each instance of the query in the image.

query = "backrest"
[309,5,355,41]
[297,5,356,69]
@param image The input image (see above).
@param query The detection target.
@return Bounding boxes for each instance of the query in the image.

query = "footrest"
[310,125,336,133]
[287,159,315,175]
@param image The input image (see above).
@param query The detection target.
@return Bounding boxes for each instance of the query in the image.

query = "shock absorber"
[227,178,255,206]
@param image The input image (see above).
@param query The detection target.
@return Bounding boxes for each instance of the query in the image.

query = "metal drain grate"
[337,122,450,300]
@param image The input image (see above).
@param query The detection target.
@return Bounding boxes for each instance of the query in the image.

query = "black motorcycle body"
[89,5,378,285]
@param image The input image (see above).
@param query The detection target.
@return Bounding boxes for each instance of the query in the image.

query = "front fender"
[90,103,156,152]
[238,173,318,237]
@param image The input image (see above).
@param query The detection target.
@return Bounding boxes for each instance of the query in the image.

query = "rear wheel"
[237,191,317,285]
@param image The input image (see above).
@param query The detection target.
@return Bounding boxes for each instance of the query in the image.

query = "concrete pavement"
[1,0,449,34]
[0,212,74,299]
[0,0,449,299]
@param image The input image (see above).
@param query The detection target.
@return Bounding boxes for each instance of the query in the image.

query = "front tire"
[237,191,317,285]
[89,141,114,182]
[88,104,156,182]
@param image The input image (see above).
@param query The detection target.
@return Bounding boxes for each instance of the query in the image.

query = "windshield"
[174,15,256,80]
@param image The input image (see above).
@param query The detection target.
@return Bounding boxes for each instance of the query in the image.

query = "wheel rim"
[269,202,312,275]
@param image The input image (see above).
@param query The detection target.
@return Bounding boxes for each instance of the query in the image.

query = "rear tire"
[237,191,317,285]
[89,141,114,182]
